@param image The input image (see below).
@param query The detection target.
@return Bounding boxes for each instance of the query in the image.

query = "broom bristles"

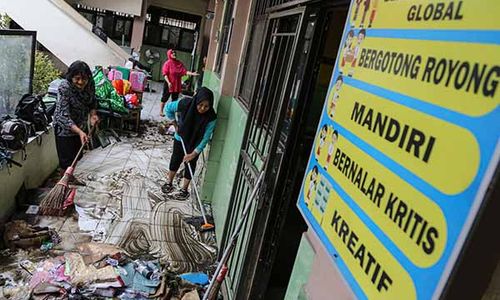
[39,172,72,216]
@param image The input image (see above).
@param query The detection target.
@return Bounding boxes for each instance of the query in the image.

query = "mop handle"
[178,135,209,224]
[203,171,265,300]
[70,126,95,168]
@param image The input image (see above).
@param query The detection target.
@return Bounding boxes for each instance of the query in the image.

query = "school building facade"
[199,0,500,299]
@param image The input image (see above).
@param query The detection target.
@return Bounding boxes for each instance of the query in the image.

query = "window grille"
[255,0,299,16]
[214,0,235,75]
[144,7,200,52]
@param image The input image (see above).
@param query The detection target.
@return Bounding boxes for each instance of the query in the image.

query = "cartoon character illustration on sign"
[360,0,371,28]
[326,130,339,169]
[369,0,379,27]
[352,0,363,23]
[305,166,319,206]
[328,76,343,118]
[316,125,328,158]
[351,29,366,71]
[342,29,366,77]
[340,30,355,74]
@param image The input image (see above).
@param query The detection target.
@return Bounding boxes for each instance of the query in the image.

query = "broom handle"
[69,143,86,169]
[69,126,95,168]
[203,171,265,300]
[178,134,209,225]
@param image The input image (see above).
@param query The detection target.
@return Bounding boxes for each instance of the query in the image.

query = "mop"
[178,135,215,231]
[203,170,265,300]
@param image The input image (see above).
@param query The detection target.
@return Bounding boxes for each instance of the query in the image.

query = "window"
[159,26,180,48]
[214,0,235,75]
[179,31,195,51]
[115,19,125,34]
[95,15,104,28]
[74,4,134,46]
[238,21,266,106]
[0,30,36,116]
[168,27,181,46]
[82,12,94,23]
[124,20,132,37]
[112,18,132,43]
[237,0,298,106]
[161,28,169,44]
[254,0,300,16]
[160,16,196,30]
[143,7,201,53]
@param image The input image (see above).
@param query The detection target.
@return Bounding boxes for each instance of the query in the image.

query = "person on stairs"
[53,60,99,185]
[162,87,217,200]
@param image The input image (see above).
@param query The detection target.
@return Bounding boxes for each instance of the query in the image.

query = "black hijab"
[178,87,217,152]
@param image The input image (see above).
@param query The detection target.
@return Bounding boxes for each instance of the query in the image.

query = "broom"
[40,128,93,216]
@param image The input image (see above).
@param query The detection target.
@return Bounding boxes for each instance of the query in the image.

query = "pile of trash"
[0,119,218,299]
[132,120,172,148]
[3,220,60,252]
[0,242,211,300]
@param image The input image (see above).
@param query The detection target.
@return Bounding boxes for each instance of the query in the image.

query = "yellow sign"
[327,136,447,267]
[350,0,500,30]
[339,37,500,116]
[298,1,500,299]
[334,85,480,195]
[323,189,417,300]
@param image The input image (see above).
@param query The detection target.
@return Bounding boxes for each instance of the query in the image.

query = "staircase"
[0,0,129,68]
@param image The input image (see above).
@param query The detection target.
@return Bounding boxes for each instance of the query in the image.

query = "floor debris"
[0,86,218,299]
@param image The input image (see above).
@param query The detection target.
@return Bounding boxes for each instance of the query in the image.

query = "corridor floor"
[0,83,217,298]
[55,82,215,272]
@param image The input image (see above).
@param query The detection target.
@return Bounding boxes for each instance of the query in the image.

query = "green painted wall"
[200,71,248,242]
[285,234,315,300]
[202,70,222,108]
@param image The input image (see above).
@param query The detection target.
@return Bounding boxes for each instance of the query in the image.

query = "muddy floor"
[0,83,218,299]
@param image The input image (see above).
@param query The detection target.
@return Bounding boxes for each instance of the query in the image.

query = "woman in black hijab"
[162,87,217,200]
[54,61,99,182]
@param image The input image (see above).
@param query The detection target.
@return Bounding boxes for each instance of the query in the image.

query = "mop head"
[201,223,215,231]
[39,167,73,216]
[184,216,215,232]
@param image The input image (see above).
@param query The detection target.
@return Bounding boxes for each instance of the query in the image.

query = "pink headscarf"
[163,49,185,75]
[162,49,187,93]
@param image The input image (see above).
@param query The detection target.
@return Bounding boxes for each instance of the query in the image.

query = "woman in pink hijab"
[160,49,199,116]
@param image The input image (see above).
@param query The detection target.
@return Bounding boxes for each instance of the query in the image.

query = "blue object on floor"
[120,263,160,294]
[179,272,209,285]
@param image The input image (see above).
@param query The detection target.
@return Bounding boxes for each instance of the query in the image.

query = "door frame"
[220,6,308,300]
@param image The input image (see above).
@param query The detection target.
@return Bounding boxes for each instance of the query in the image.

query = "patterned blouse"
[54,79,97,137]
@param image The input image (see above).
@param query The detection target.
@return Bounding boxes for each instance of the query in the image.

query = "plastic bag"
[93,68,128,114]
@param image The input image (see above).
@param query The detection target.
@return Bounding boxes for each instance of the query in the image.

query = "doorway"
[259,6,349,299]
[220,3,349,299]
[220,9,305,299]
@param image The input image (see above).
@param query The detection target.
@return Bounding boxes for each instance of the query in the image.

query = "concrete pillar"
[130,0,147,52]
[206,0,222,72]
[130,16,145,52]
[220,0,253,96]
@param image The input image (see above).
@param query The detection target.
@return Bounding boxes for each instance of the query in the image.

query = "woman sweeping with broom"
[54,61,99,179]
[40,61,99,215]
[161,87,216,200]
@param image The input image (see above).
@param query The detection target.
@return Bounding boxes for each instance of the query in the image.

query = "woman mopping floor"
[161,87,217,200]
